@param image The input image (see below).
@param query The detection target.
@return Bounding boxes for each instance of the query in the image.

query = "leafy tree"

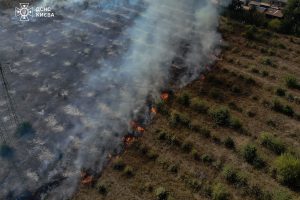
[282,0,300,35]
[268,19,282,31]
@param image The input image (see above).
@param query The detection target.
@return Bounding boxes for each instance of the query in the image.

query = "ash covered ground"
[0,0,221,199]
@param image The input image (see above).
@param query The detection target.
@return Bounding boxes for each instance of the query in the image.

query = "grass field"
[74,17,300,200]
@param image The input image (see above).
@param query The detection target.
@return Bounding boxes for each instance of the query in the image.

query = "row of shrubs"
[242,135,300,190]
[176,94,244,132]
[158,131,215,164]
[242,144,266,169]
[182,173,231,200]
[260,132,286,155]
[131,141,159,161]
[271,99,294,117]
[223,161,294,200]
[210,107,243,131]
[166,109,238,150]
[158,131,215,166]
[285,75,300,90]
[276,88,300,105]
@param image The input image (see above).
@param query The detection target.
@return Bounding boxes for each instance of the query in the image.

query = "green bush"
[168,164,179,173]
[96,183,108,195]
[113,157,125,171]
[158,131,167,140]
[251,68,259,74]
[186,178,202,192]
[261,57,273,66]
[247,184,272,200]
[169,112,190,127]
[274,153,300,188]
[275,88,286,97]
[244,25,257,40]
[191,98,209,114]
[285,75,299,89]
[228,102,243,112]
[246,77,256,85]
[262,70,269,77]
[231,85,242,94]
[271,99,294,117]
[177,92,191,107]
[209,88,225,101]
[191,149,201,161]
[155,187,168,200]
[156,101,169,116]
[212,183,230,200]
[0,143,13,158]
[212,135,221,144]
[242,144,265,168]
[229,118,243,130]
[198,127,211,138]
[224,137,235,149]
[123,166,134,177]
[223,165,238,184]
[273,190,292,200]
[260,132,286,155]
[268,19,282,31]
[181,141,193,153]
[146,150,159,160]
[15,121,35,137]
[139,144,149,155]
[210,107,231,126]
[167,135,182,147]
[222,166,248,187]
[242,144,257,163]
[202,154,213,163]
[247,110,256,118]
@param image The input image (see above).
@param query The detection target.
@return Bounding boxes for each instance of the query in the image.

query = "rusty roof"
[265,8,284,18]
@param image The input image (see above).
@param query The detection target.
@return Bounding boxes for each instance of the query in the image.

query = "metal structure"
[0,63,19,146]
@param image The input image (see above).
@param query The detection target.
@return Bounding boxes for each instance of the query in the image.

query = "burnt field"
[75,18,300,200]
[0,0,221,199]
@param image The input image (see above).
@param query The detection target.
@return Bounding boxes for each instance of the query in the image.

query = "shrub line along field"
[74,17,300,200]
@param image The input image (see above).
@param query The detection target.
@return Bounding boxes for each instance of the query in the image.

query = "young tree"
[282,0,300,35]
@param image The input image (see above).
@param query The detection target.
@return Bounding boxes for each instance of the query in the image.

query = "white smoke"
[0,0,223,199]
[60,0,221,197]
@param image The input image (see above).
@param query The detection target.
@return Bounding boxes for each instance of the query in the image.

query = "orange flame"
[81,175,93,185]
[160,92,169,101]
[137,126,145,133]
[80,171,93,185]
[123,135,136,146]
[151,107,157,114]
[130,121,145,133]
